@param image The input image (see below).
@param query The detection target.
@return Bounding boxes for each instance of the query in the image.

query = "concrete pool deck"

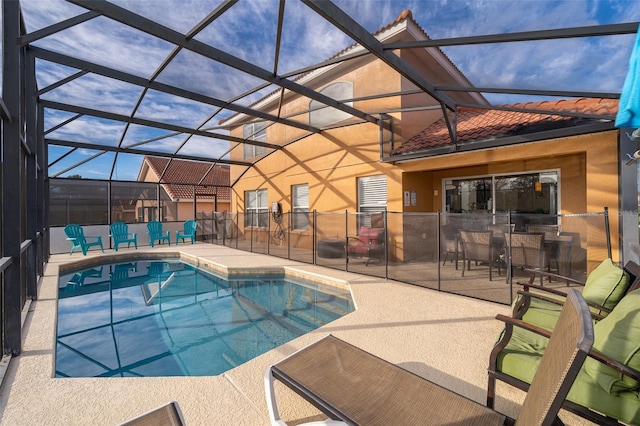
[0,243,593,425]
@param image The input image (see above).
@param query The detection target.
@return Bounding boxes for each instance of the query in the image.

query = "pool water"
[56,259,353,377]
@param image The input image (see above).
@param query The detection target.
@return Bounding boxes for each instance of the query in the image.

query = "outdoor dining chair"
[147,221,170,247]
[64,224,104,256]
[459,230,497,280]
[265,289,593,425]
[504,232,550,284]
[109,222,138,251]
[175,219,197,244]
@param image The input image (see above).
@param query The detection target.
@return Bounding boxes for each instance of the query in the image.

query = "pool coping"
[58,251,352,293]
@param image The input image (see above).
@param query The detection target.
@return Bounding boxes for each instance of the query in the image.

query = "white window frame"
[357,175,387,227]
[309,82,353,128]
[245,188,268,227]
[243,121,268,160]
[292,184,309,231]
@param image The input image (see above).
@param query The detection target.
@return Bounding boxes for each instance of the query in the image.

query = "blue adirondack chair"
[147,221,170,247]
[176,220,197,244]
[109,222,138,251]
[64,224,104,255]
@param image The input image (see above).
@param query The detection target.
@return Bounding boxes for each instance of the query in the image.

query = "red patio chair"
[346,226,385,266]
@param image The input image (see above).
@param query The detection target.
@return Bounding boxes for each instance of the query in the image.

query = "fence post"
[604,206,612,259]
[384,210,388,279]
[313,210,317,265]
[345,210,349,271]
[437,211,441,291]
[287,211,291,260]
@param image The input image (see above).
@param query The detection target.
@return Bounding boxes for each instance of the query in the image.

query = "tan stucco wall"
[398,130,620,264]
[225,42,622,265]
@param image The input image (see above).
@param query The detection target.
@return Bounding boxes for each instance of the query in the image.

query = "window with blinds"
[358,175,387,227]
[292,184,309,230]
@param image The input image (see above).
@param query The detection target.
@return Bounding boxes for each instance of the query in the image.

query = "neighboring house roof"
[139,156,230,201]
[392,98,619,156]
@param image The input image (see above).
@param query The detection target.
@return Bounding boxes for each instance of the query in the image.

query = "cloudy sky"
[15,0,640,180]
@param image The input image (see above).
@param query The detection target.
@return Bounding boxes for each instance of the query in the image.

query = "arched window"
[309,82,353,128]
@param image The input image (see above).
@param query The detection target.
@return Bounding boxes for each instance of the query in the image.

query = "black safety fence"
[199,208,613,306]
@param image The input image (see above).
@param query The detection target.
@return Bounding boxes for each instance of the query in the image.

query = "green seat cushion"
[568,370,640,425]
[582,258,630,311]
[499,342,640,424]
[584,289,640,393]
[520,293,564,331]
[496,326,548,383]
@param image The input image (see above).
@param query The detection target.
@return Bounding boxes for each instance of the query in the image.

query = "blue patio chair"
[64,224,104,256]
[147,221,170,247]
[176,219,197,244]
[109,222,138,251]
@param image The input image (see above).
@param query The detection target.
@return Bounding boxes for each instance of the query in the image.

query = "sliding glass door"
[444,171,558,215]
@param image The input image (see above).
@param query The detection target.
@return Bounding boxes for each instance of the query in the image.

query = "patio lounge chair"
[265,289,593,426]
[109,222,138,251]
[64,224,104,256]
[487,260,640,425]
[345,226,384,265]
[119,401,184,426]
[175,219,197,244]
[147,221,170,247]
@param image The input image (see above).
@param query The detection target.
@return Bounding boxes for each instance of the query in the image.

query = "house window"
[445,171,559,216]
[358,175,387,227]
[243,121,267,160]
[292,184,309,231]
[245,188,268,227]
[309,82,353,128]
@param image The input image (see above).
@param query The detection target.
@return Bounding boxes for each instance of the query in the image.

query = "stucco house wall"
[224,12,623,267]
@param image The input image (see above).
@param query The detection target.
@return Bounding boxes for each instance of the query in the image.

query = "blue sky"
[15,0,640,180]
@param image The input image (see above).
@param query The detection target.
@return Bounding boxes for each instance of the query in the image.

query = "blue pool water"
[56,259,353,377]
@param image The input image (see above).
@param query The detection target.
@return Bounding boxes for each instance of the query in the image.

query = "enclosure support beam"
[2,0,24,355]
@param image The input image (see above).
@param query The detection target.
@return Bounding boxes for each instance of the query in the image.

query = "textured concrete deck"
[0,243,592,425]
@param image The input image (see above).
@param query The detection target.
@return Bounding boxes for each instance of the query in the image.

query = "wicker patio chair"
[526,224,559,237]
[504,232,550,284]
[487,263,640,425]
[460,230,497,280]
[265,289,593,425]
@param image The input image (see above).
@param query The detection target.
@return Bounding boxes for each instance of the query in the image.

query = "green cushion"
[584,289,640,393]
[499,339,640,424]
[567,369,640,425]
[520,293,564,331]
[582,259,630,311]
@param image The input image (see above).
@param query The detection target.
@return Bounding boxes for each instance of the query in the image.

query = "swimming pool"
[55,258,353,377]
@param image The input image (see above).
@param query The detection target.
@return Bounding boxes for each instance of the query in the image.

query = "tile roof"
[143,156,230,201]
[392,98,619,156]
